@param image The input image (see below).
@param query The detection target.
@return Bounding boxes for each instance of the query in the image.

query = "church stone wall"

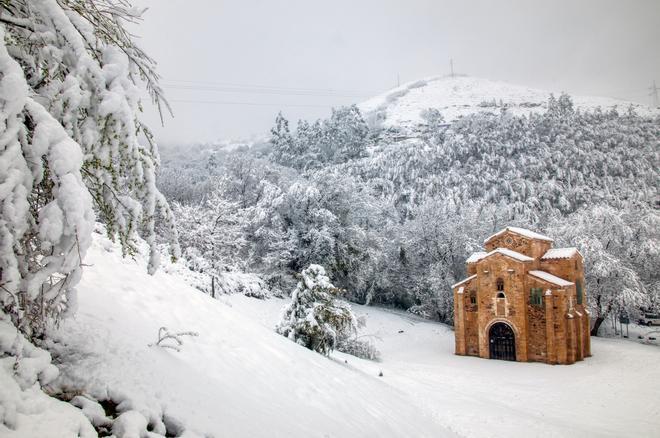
[453,228,590,365]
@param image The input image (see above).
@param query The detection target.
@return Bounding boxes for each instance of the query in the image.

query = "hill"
[359,75,657,133]
[157,75,659,336]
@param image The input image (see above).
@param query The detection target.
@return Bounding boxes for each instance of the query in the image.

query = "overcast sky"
[132,0,660,144]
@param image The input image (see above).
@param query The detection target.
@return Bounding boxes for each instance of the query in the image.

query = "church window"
[530,287,543,306]
[470,292,477,305]
[496,292,505,299]
[496,278,504,291]
[576,280,583,305]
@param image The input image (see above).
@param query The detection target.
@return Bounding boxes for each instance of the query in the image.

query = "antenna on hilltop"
[450,58,454,78]
[650,80,659,108]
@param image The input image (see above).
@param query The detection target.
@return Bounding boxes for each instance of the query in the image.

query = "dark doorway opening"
[489,322,516,361]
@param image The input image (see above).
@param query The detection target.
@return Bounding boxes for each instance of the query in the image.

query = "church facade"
[453,227,591,364]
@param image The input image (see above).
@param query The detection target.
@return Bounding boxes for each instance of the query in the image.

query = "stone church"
[453,226,591,364]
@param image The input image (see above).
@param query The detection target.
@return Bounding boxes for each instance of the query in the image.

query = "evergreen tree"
[276,265,357,355]
[270,112,296,166]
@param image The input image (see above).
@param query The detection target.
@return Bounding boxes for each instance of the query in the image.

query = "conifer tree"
[270,112,296,166]
[276,265,357,355]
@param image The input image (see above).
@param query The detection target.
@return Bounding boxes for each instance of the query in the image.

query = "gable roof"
[528,270,573,287]
[452,274,477,289]
[479,247,534,263]
[484,226,554,244]
[541,247,582,260]
[466,251,487,264]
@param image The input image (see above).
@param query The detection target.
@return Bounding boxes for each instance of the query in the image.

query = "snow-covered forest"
[159,95,659,335]
[1,0,659,437]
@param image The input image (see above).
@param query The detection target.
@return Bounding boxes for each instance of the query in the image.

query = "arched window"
[497,292,506,299]
[576,280,583,305]
[496,278,504,292]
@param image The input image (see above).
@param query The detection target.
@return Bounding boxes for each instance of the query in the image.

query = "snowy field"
[5,232,659,437]
[225,295,660,438]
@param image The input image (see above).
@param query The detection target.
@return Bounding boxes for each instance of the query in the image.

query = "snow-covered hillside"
[34,231,453,438]
[359,75,657,132]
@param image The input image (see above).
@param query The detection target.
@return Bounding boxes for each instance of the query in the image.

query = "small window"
[496,278,504,291]
[470,294,477,305]
[496,292,505,299]
[576,280,583,305]
[530,287,543,306]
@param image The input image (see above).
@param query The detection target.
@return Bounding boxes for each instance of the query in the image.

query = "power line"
[161,83,371,98]
[169,98,337,108]
[161,78,379,96]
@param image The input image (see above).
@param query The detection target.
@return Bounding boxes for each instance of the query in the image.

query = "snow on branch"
[149,327,199,352]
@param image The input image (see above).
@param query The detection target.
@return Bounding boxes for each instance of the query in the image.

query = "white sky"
[131,0,660,144]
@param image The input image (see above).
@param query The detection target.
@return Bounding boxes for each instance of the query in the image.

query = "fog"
[132,0,660,144]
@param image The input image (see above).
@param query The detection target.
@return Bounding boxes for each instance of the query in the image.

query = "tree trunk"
[591,316,605,336]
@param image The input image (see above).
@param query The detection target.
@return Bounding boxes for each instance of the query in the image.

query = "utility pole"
[450,58,454,78]
[650,80,659,107]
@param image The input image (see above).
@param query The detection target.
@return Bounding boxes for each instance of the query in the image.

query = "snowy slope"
[47,230,455,438]
[359,75,657,132]
[226,294,660,438]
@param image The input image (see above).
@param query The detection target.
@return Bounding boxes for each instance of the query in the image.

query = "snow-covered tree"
[548,205,651,335]
[158,94,658,323]
[270,112,297,167]
[276,265,357,355]
[0,1,178,336]
[318,105,369,163]
[173,188,248,273]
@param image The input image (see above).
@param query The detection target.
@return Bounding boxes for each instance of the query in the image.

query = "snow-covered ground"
[38,232,453,438]
[226,294,660,438]
[5,231,659,437]
[359,75,658,132]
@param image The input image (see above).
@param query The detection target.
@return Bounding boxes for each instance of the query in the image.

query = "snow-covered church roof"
[528,270,573,287]
[451,274,477,289]
[470,247,534,263]
[484,226,554,244]
[541,247,582,260]
[466,251,487,263]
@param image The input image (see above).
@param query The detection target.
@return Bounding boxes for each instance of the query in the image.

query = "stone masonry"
[453,227,591,364]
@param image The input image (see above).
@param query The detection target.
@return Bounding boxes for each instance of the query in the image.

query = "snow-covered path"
[226,294,660,438]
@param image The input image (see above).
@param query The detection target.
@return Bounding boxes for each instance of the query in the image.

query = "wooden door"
[489,322,516,361]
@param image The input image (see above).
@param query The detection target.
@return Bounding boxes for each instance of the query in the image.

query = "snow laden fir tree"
[0,0,178,338]
[277,265,357,355]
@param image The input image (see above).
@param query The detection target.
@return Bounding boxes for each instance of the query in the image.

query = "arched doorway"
[489,322,516,361]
